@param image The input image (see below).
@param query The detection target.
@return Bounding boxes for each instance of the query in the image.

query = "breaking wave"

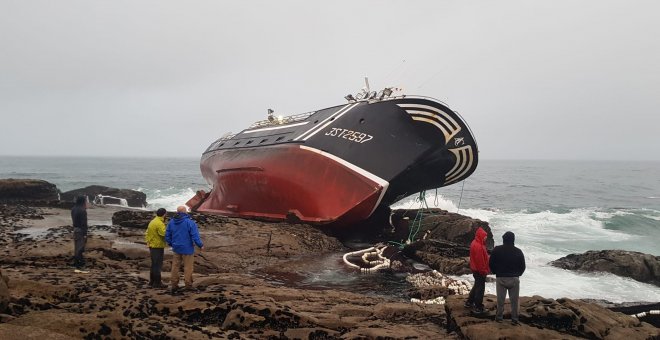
[140,187,198,211]
[391,192,660,302]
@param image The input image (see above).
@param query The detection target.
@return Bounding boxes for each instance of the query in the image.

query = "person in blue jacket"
[165,206,204,291]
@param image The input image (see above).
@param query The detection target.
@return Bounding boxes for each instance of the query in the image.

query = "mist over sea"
[1,156,659,302]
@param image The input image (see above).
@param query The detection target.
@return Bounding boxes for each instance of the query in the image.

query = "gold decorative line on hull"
[445,146,474,184]
[397,104,462,143]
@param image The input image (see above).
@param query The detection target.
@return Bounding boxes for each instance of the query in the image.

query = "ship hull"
[193,96,479,226]
[197,144,387,225]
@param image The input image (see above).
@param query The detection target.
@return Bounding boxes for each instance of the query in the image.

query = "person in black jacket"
[71,196,89,269]
[489,231,525,325]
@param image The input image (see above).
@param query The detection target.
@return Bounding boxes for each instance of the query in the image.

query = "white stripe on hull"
[299,145,389,216]
[294,103,357,141]
[302,103,359,141]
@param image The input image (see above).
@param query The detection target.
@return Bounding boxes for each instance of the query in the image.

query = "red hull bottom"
[194,145,387,226]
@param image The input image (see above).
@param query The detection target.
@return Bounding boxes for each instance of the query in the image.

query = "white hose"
[342,246,390,273]
[631,310,659,318]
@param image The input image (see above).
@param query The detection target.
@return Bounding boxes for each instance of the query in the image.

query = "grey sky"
[1,1,658,160]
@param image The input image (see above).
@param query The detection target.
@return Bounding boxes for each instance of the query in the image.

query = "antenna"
[364,76,370,93]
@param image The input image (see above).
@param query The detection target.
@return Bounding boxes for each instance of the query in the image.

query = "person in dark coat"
[71,196,88,269]
[465,227,490,313]
[489,231,526,325]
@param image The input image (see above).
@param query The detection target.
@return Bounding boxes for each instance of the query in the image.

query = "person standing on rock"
[489,231,526,325]
[71,195,88,269]
[464,226,490,313]
[145,208,167,288]
[165,206,204,291]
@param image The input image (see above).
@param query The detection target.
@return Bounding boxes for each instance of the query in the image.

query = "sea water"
[393,160,660,303]
[1,156,659,302]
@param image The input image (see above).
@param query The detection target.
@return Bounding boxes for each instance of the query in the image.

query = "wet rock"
[391,208,493,249]
[112,210,231,229]
[403,239,471,275]
[5,203,656,339]
[607,302,660,328]
[61,185,147,208]
[445,295,659,339]
[550,250,660,286]
[0,179,59,202]
[0,268,9,312]
[221,309,266,330]
[112,210,153,228]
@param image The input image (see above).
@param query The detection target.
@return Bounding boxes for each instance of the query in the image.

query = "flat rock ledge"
[445,294,659,339]
[550,250,660,287]
[1,204,659,338]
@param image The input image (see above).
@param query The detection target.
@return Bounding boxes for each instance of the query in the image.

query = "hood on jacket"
[171,212,189,225]
[502,231,515,245]
[474,227,487,244]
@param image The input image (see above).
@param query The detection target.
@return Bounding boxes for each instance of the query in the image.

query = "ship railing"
[217,133,237,141]
[247,111,316,129]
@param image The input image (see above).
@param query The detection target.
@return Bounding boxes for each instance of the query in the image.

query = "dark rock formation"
[391,208,493,249]
[403,239,471,275]
[60,185,147,208]
[550,250,660,287]
[112,210,231,229]
[0,179,59,202]
[445,294,659,339]
[0,268,8,313]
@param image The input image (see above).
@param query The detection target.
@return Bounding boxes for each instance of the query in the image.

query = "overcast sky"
[1,1,658,160]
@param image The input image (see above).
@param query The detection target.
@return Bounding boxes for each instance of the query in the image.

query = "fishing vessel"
[187,86,479,227]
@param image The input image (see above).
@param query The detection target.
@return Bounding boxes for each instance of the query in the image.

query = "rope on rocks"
[407,191,428,244]
[631,310,660,318]
[342,245,391,273]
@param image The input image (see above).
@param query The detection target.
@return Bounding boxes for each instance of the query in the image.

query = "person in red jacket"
[464,226,490,313]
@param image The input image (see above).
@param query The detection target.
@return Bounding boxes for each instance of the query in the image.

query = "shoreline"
[0,204,658,338]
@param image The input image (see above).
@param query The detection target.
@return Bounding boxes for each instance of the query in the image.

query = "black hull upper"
[202,96,478,210]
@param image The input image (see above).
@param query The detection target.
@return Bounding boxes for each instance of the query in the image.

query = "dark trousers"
[73,232,87,268]
[149,248,164,286]
[467,272,486,308]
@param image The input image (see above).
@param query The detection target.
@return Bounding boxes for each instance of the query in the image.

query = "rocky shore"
[0,179,658,339]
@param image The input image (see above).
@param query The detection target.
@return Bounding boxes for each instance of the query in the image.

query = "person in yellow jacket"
[145,208,167,288]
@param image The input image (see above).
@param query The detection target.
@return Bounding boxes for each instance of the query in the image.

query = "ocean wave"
[144,187,198,211]
[642,215,660,221]
[591,210,633,220]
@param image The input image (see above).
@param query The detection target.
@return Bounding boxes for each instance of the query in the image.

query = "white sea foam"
[144,187,198,211]
[591,210,633,220]
[642,215,660,221]
[391,192,498,222]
